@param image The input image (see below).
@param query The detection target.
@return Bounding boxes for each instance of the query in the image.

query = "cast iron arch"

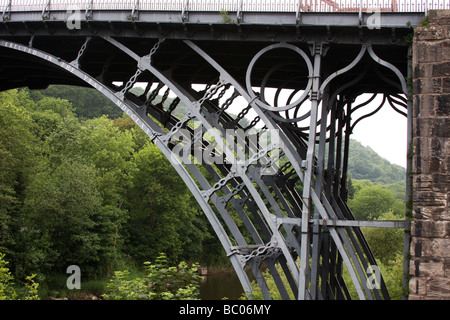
[0,36,409,300]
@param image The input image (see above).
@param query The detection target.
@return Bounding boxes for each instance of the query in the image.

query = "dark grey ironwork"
[0,1,423,299]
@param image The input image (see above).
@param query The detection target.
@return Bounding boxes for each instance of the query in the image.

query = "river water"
[199,271,252,300]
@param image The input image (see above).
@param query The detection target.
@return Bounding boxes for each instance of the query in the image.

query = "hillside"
[347,139,405,185]
[28,84,123,119]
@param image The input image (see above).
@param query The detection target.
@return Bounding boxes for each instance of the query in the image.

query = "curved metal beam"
[367,46,408,95]
[0,38,257,297]
[320,45,367,95]
[183,39,375,300]
[183,40,304,285]
[245,42,313,112]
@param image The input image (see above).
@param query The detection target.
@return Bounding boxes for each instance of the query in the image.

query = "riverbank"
[38,267,247,300]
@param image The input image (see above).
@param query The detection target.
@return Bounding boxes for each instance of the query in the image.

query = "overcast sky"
[351,98,407,168]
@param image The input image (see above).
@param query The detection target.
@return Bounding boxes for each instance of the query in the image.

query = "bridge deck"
[2,0,449,13]
[0,1,425,92]
[0,35,409,93]
[2,0,446,30]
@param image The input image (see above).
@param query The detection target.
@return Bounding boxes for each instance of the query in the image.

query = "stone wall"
[409,10,450,300]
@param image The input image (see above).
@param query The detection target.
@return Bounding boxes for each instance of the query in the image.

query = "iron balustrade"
[1,0,449,12]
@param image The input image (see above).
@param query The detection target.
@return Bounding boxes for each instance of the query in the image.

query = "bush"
[103,253,202,300]
[0,253,39,300]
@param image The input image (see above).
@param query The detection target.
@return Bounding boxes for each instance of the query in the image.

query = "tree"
[30,85,123,119]
[47,116,135,206]
[18,159,103,279]
[0,90,40,257]
[125,142,201,263]
[0,252,17,299]
[347,176,356,200]
[377,252,404,300]
[348,185,397,220]
[34,96,75,119]
[45,116,83,166]
[362,211,404,264]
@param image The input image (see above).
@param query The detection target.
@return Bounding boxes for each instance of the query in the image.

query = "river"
[199,270,253,300]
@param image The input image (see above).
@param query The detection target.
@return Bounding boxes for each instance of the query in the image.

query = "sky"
[351,106,407,168]
[350,95,407,168]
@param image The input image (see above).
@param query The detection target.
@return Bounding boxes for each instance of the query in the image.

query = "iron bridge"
[1,0,447,300]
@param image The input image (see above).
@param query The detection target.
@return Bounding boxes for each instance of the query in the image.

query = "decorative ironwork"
[0,3,415,300]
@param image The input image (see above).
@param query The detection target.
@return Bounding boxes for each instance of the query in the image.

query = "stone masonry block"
[426,277,450,299]
[417,258,445,278]
[436,95,450,116]
[415,26,447,41]
[414,118,450,138]
[409,277,427,296]
[443,41,450,60]
[411,220,448,238]
[443,78,450,93]
[445,258,450,277]
[428,10,450,25]
[414,95,436,117]
[429,238,450,258]
[432,62,450,77]
[414,78,442,94]
[414,63,433,79]
[414,42,443,64]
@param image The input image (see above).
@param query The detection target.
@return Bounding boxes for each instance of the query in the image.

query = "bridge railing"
[1,0,449,13]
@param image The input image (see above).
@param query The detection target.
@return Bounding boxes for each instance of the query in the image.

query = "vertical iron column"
[403,45,413,300]
[298,42,325,300]
[310,87,330,299]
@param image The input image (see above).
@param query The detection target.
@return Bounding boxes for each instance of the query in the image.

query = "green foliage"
[29,85,123,119]
[0,90,40,256]
[220,10,236,24]
[348,182,404,220]
[380,253,404,300]
[23,274,40,300]
[18,159,103,279]
[418,16,430,28]
[0,253,39,300]
[103,253,202,300]
[342,252,404,300]
[348,140,405,184]
[0,87,220,294]
[0,253,17,300]
[102,270,147,300]
[125,142,204,263]
[362,212,404,264]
